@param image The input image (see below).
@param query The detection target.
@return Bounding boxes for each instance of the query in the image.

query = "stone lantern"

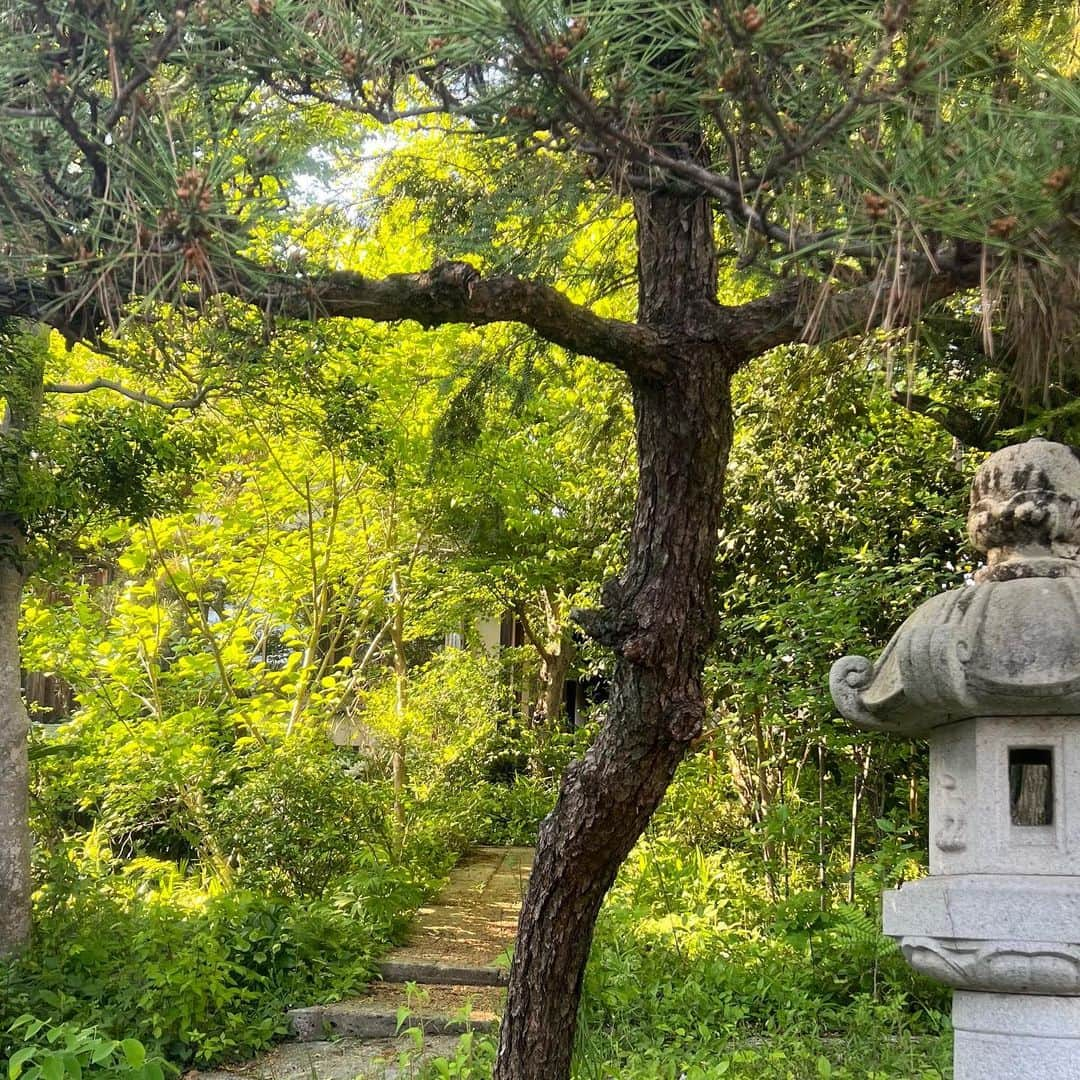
[830,438,1080,1079]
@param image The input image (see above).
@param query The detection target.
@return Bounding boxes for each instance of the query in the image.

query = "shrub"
[467,777,555,847]
[0,834,440,1066]
[572,837,949,1077]
[210,739,391,896]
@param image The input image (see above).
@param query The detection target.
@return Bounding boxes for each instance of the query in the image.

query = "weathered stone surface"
[898,935,1080,995]
[194,1034,463,1080]
[926,717,1080,875]
[884,875,1080,944]
[830,577,1080,732]
[953,992,1080,1080]
[284,847,526,1045]
[831,439,1080,734]
[286,1002,496,1042]
[285,1006,326,1042]
[968,440,1080,582]
[376,960,509,986]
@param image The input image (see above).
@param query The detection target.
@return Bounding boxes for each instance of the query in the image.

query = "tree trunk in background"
[0,516,31,956]
[495,152,734,1078]
[531,592,574,730]
[389,569,407,836]
[535,637,572,730]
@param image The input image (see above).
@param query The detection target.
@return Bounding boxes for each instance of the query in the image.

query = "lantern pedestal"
[953,992,1080,1080]
[885,873,1080,1073]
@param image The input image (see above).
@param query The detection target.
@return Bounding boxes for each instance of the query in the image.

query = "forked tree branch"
[5,251,983,384]
[3,262,669,379]
[42,377,209,412]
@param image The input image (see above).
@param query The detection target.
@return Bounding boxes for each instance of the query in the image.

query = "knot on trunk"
[621,634,660,666]
[573,576,645,652]
[572,604,623,649]
[420,261,480,298]
[667,697,703,743]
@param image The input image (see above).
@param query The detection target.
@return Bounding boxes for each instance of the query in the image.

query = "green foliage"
[651,757,746,854]
[8,307,984,1077]
[211,741,391,897]
[8,280,993,1080]
[413,1028,499,1079]
[466,775,558,847]
[2,0,1074,395]
[571,837,949,1078]
[698,349,974,888]
[5,108,1040,1080]
[5,1017,172,1080]
[0,832,441,1066]
[0,328,210,579]
[1,326,50,533]
[405,836,951,1079]
[51,407,207,527]
[32,701,245,865]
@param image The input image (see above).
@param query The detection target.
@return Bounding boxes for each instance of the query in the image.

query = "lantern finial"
[968,438,1080,582]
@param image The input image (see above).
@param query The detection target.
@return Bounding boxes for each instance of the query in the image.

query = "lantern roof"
[831,439,1080,733]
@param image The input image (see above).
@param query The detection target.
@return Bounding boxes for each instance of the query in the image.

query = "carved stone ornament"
[898,936,1080,995]
[934,772,967,853]
[830,439,1080,734]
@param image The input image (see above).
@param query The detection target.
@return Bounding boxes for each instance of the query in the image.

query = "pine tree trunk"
[495,165,732,1078]
[0,516,31,956]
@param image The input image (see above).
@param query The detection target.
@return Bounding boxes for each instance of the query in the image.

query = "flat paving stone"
[390,846,533,968]
[287,997,497,1042]
[375,960,508,986]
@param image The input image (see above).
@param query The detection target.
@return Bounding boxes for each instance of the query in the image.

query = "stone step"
[193,1035,466,1080]
[376,959,509,986]
[287,1002,497,1043]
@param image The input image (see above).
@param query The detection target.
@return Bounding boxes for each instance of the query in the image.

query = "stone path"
[196,846,533,1080]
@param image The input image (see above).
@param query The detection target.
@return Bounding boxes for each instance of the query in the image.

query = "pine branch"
[722,245,984,363]
[2,260,669,379]
[5,251,986,383]
[103,3,192,131]
[0,281,49,321]
[889,391,1016,450]
[245,261,670,379]
[503,21,839,258]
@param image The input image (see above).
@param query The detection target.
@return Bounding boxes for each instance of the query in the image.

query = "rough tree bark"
[0,337,40,958]
[0,514,31,957]
[494,155,735,1078]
